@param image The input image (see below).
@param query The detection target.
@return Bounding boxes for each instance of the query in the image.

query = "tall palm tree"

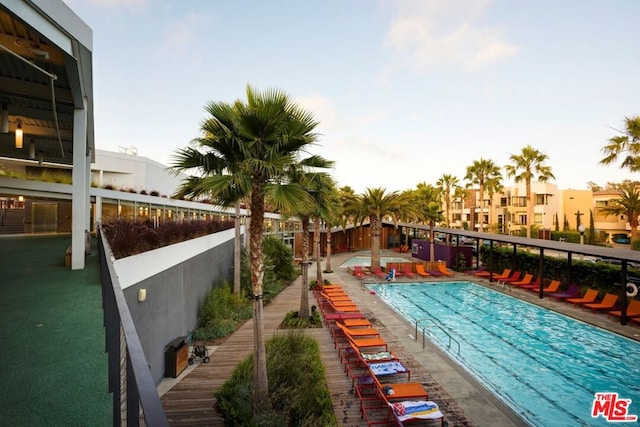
[600,116,640,172]
[279,161,334,320]
[485,176,504,233]
[465,159,502,234]
[436,174,459,228]
[598,183,640,244]
[170,85,324,411]
[321,188,341,274]
[452,186,467,229]
[420,201,444,260]
[505,145,555,238]
[339,186,359,250]
[355,188,407,270]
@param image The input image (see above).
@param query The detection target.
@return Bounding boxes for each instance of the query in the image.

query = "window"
[519,214,527,225]
[534,213,543,224]
[500,197,508,207]
[535,194,548,205]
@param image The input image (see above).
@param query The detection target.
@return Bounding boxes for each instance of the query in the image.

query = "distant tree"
[598,183,640,245]
[600,116,640,172]
[587,181,602,192]
[420,201,444,260]
[465,158,502,233]
[563,214,569,231]
[354,188,409,269]
[505,145,555,238]
[554,213,560,231]
[436,174,459,228]
[588,209,595,245]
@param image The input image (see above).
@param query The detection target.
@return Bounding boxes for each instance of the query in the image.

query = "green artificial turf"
[0,235,111,426]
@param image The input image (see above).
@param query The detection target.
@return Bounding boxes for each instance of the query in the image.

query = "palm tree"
[339,186,359,250]
[452,186,467,229]
[170,85,325,411]
[600,116,640,171]
[485,176,503,233]
[420,201,444,260]
[504,145,555,238]
[598,183,640,244]
[280,161,334,320]
[465,159,502,234]
[321,188,341,274]
[436,174,459,228]
[355,188,407,270]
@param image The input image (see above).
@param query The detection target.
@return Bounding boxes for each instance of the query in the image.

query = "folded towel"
[391,401,442,421]
[361,351,393,361]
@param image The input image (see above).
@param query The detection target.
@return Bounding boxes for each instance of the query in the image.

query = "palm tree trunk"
[249,186,268,410]
[526,179,532,238]
[314,217,323,284]
[370,216,382,269]
[478,185,485,232]
[324,222,333,273]
[430,222,435,260]
[233,202,241,294]
[300,217,310,319]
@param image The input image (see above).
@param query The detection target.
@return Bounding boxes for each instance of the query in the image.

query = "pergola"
[397,222,640,325]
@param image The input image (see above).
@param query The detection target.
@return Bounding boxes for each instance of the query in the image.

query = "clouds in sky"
[383,0,517,72]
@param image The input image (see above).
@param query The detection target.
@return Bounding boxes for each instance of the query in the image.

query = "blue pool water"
[369,281,640,427]
[339,255,408,268]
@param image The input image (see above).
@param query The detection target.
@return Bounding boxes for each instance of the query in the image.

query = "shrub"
[632,240,640,251]
[102,218,234,258]
[215,332,337,426]
[197,283,252,340]
[263,236,297,283]
[280,309,321,329]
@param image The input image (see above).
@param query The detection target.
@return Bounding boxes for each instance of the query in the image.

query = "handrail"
[415,318,461,355]
[98,226,169,427]
[361,276,383,290]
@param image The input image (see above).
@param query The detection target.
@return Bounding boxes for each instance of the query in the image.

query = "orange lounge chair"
[475,268,510,279]
[414,264,431,277]
[342,319,372,328]
[402,263,417,279]
[608,299,640,319]
[437,263,455,277]
[509,274,534,288]
[566,289,599,307]
[583,293,618,312]
[531,279,561,294]
[519,277,542,292]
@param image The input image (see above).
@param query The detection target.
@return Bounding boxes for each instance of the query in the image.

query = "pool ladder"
[415,318,461,355]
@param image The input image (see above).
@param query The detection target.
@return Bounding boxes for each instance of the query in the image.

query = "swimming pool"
[369,281,640,427]
[339,255,409,268]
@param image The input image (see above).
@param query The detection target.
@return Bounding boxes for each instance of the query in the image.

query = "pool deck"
[160,250,640,426]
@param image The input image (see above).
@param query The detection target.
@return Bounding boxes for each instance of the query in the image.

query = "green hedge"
[479,246,639,295]
[215,332,337,426]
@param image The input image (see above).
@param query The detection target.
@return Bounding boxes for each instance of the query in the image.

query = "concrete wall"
[115,229,237,383]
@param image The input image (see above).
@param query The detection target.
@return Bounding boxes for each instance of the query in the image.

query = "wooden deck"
[159,281,362,426]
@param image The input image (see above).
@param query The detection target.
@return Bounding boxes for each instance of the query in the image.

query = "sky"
[63,0,640,193]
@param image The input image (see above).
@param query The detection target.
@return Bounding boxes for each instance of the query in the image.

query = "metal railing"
[98,227,169,427]
[415,318,461,355]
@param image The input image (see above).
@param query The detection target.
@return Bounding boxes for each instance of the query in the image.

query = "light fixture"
[0,104,7,133]
[15,118,23,149]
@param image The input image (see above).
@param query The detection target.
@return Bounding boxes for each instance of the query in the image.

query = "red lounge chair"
[583,293,618,312]
[464,266,486,275]
[496,271,522,286]
[609,299,640,319]
[549,284,580,301]
[475,268,510,279]
[519,277,542,291]
[402,263,417,278]
[387,263,404,277]
[352,265,368,278]
[567,289,599,307]
[372,266,386,279]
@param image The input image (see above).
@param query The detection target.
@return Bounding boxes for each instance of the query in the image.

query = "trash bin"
[164,336,188,378]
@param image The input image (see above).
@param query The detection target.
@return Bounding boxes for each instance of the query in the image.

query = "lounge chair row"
[314,282,445,426]
[351,262,455,280]
[468,268,640,324]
